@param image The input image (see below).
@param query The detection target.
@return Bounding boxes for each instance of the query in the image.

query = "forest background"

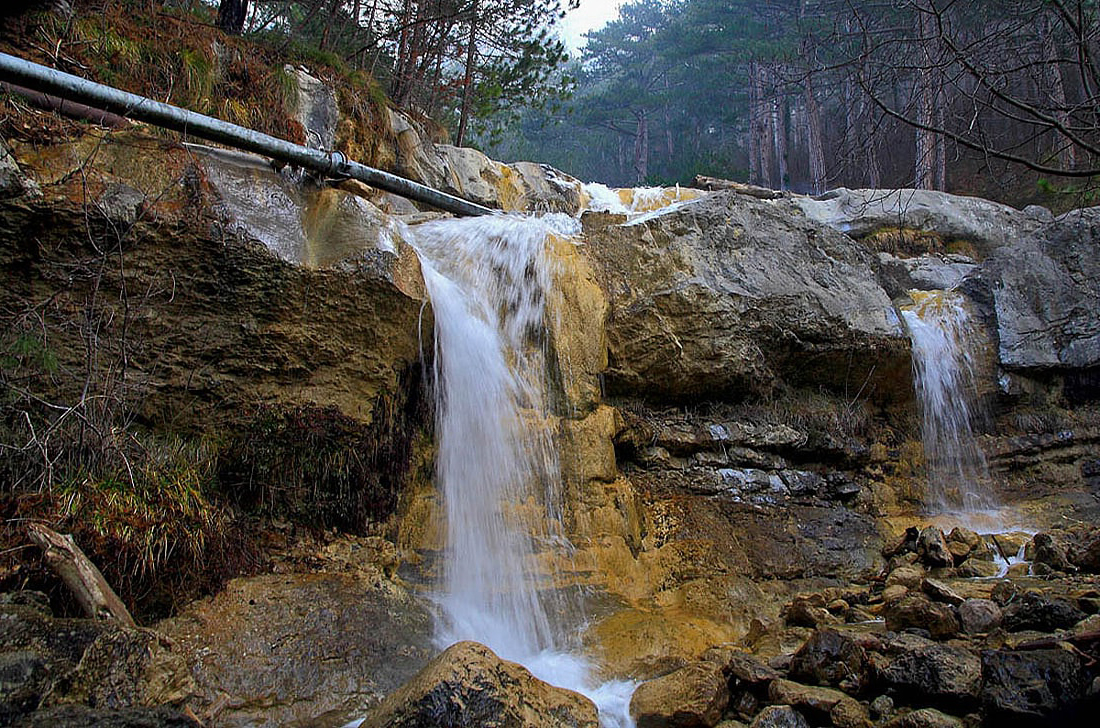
[74,0,1100,209]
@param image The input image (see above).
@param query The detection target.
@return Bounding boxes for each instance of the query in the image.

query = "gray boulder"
[583,191,908,402]
[878,634,981,710]
[793,188,1044,256]
[966,207,1100,371]
[284,65,339,151]
[750,705,809,728]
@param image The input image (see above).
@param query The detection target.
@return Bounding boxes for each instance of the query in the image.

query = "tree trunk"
[1041,11,1077,170]
[772,85,789,191]
[804,76,826,194]
[748,61,764,186]
[914,6,937,189]
[217,0,248,35]
[633,109,649,184]
[456,7,478,147]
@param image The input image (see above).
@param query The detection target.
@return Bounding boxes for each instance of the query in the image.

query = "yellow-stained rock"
[548,233,609,414]
[586,608,738,679]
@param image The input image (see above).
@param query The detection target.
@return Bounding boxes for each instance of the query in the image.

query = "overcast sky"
[558,0,626,54]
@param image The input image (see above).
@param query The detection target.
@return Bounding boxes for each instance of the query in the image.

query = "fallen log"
[691,175,791,200]
[26,522,136,627]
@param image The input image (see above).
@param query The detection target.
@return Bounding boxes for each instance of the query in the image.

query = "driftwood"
[26,522,136,627]
[691,175,791,200]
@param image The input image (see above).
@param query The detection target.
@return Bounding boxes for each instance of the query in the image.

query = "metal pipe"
[0,52,495,217]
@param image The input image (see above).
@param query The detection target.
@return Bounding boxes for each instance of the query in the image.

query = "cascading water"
[408,213,635,727]
[900,290,997,516]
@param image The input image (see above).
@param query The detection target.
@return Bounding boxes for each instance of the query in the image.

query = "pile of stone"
[624,525,1100,727]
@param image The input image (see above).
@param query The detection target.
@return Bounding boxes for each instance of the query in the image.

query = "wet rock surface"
[362,641,599,728]
[0,592,195,726]
[158,537,434,728]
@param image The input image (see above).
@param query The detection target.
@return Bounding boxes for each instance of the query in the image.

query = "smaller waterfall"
[900,290,996,515]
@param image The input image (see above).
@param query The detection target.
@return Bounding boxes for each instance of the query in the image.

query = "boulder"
[878,635,981,710]
[284,65,339,151]
[1068,528,1100,573]
[1031,533,1075,573]
[159,569,435,727]
[882,595,960,640]
[1001,592,1086,632]
[0,139,40,198]
[749,705,809,728]
[876,252,978,297]
[364,641,598,728]
[921,578,963,606]
[582,190,907,403]
[955,560,1000,578]
[788,629,870,694]
[957,599,1003,635]
[767,679,868,728]
[965,207,1100,371]
[703,649,779,688]
[885,565,925,590]
[793,188,1044,257]
[916,528,953,568]
[981,648,1086,722]
[0,595,194,725]
[786,595,836,628]
[947,528,982,551]
[880,708,963,728]
[630,661,730,728]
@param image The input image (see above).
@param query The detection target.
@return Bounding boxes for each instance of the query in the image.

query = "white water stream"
[900,290,998,520]
[408,213,635,727]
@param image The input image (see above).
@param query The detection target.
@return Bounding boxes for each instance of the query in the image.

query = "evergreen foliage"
[480,0,1100,206]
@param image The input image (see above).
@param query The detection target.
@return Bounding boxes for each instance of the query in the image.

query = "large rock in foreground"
[582,191,908,402]
[158,546,435,728]
[629,661,729,727]
[363,641,599,728]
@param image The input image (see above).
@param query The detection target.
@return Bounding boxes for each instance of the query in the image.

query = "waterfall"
[408,213,635,727]
[900,290,996,515]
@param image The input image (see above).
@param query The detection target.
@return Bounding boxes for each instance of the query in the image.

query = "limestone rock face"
[380,110,585,213]
[629,661,730,728]
[1,131,428,429]
[285,65,339,151]
[363,641,599,728]
[582,191,908,403]
[966,207,1100,371]
[794,188,1044,256]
